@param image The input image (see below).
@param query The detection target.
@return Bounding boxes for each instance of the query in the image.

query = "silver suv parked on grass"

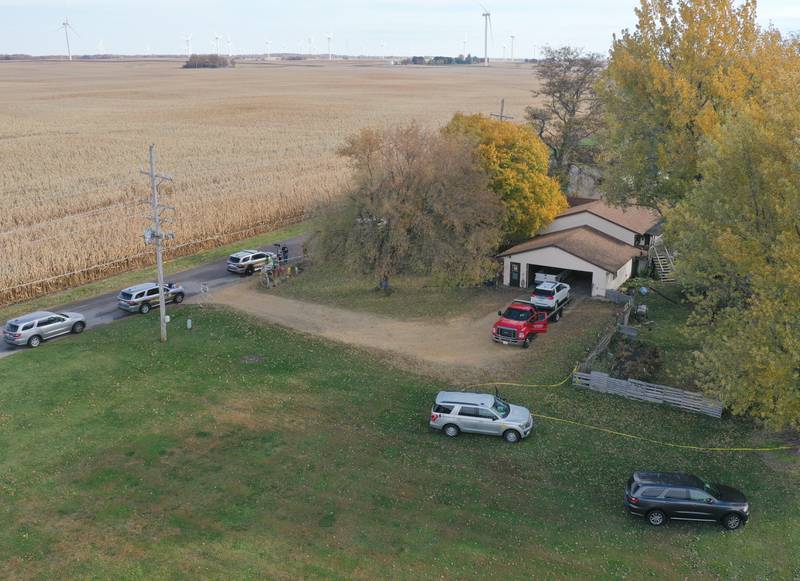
[227,250,275,275]
[3,311,86,348]
[117,282,185,314]
[429,391,534,443]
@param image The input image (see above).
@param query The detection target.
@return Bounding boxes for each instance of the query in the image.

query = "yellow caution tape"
[465,366,797,452]
[465,365,577,390]
[532,412,797,452]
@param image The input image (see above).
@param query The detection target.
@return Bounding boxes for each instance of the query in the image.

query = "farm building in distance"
[499,198,661,296]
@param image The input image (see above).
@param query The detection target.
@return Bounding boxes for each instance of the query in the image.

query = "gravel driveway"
[207,281,611,380]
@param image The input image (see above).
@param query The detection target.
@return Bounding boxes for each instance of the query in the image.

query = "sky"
[1,0,798,57]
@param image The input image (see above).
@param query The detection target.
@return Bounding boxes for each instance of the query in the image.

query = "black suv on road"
[624,472,749,530]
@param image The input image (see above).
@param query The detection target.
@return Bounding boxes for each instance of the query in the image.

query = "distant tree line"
[401,55,479,66]
[183,54,235,69]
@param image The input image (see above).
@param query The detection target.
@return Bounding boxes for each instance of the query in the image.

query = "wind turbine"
[213,33,222,56]
[463,33,467,57]
[182,34,192,57]
[326,33,333,61]
[510,34,515,61]
[265,39,271,60]
[481,6,492,67]
[96,39,105,54]
[60,17,78,61]
[226,35,232,57]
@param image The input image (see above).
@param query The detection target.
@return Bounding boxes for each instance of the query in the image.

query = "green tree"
[667,78,800,429]
[445,113,566,245]
[599,0,789,211]
[525,46,605,191]
[315,123,503,285]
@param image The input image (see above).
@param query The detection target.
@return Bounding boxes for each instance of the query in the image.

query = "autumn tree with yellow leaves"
[599,0,789,210]
[604,0,800,427]
[667,72,800,429]
[445,113,566,245]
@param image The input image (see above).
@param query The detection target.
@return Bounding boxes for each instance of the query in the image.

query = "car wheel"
[27,335,42,348]
[552,309,561,322]
[245,266,254,276]
[71,321,85,334]
[443,424,460,438]
[522,337,531,349]
[503,429,521,443]
[139,302,151,314]
[647,509,666,527]
[174,292,185,304]
[723,513,742,530]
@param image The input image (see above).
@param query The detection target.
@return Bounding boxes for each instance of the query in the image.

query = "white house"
[499,198,661,297]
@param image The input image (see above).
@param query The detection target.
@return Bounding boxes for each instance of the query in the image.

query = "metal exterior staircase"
[650,236,676,282]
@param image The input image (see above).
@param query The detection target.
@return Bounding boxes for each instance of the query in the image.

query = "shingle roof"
[498,226,644,273]
[558,199,661,234]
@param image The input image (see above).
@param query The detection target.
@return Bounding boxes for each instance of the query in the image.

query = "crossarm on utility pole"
[140,144,173,343]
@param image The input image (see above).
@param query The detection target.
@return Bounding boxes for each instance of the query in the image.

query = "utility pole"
[510,35,515,61]
[141,144,174,343]
[490,98,513,121]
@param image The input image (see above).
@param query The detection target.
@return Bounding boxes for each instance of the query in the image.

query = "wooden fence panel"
[573,372,723,418]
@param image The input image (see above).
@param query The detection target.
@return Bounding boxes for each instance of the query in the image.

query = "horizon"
[1,0,798,59]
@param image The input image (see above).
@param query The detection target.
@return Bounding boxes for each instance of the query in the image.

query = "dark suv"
[624,472,749,530]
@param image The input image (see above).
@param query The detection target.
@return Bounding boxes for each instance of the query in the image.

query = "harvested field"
[0,59,540,303]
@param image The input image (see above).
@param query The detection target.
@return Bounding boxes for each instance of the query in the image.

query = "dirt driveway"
[206,282,614,381]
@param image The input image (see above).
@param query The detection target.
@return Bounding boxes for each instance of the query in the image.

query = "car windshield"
[702,480,720,497]
[120,292,132,300]
[229,256,241,263]
[6,323,19,332]
[492,397,511,418]
[534,288,555,297]
[501,307,529,321]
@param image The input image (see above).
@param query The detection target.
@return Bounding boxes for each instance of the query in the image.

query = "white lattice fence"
[573,371,723,418]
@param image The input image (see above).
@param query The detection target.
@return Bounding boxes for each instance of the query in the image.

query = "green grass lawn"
[630,283,698,386]
[0,307,798,579]
[0,221,309,324]
[270,263,522,321]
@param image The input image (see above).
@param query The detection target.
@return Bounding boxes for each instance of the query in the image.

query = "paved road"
[0,235,307,360]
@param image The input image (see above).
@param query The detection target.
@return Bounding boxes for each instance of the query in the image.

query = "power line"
[0,215,295,296]
[1,175,139,206]
[5,210,145,249]
[0,200,143,237]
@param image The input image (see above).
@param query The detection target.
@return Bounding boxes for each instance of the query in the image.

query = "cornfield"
[0,59,539,305]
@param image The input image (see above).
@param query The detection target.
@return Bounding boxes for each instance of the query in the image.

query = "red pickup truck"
[491,300,550,348]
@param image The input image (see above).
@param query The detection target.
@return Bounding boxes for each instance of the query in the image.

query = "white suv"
[429,391,534,443]
[226,250,275,275]
[531,281,570,310]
